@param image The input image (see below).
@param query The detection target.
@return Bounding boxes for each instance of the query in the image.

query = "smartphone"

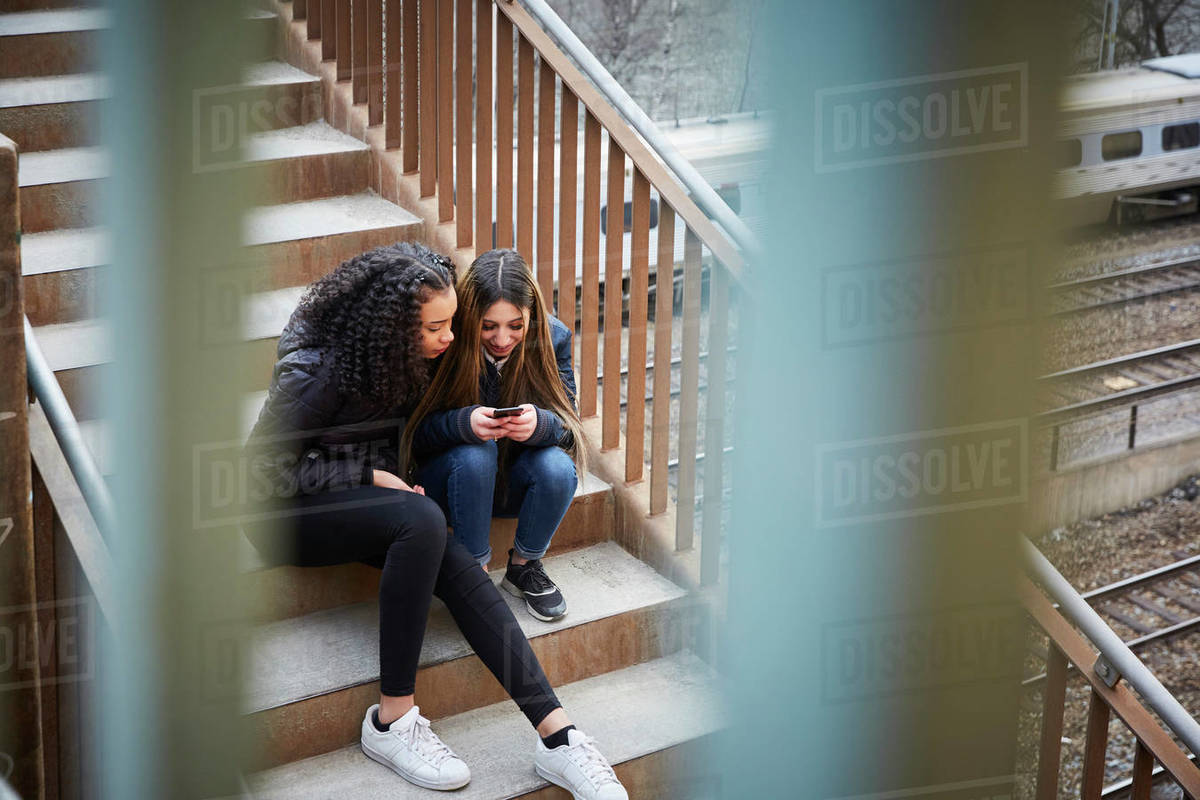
[491,406,524,418]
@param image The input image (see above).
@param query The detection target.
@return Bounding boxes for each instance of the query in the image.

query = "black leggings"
[245,485,561,727]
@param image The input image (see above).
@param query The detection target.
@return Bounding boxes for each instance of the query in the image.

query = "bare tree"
[1072,0,1200,72]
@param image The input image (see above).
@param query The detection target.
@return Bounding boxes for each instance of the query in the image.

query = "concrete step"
[27,191,423,415]
[17,144,104,232]
[0,72,103,151]
[242,542,693,769]
[245,651,722,798]
[21,122,376,325]
[20,225,107,325]
[0,8,106,79]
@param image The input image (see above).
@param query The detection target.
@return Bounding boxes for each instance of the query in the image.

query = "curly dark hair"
[290,242,456,406]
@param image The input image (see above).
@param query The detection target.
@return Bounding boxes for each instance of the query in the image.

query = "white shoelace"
[566,734,620,787]
[397,712,457,767]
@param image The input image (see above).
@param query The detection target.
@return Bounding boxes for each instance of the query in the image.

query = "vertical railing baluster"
[308,0,322,38]
[352,0,368,104]
[701,261,729,584]
[1131,740,1154,800]
[516,36,535,259]
[536,61,556,305]
[625,168,650,482]
[418,0,436,197]
[436,0,453,219]
[495,13,514,248]
[474,0,493,256]
[321,0,336,59]
[676,228,702,550]
[1035,645,1068,800]
[1081,688,1112,800]
[337,0,352,81]
[455,0,473,247]
[368,0,384,125]
[579,111,601,417]
[384,0,401,148]
[650,202,674,516]
[557,87,578,351]
[602,137,624,450]
[402,0,419,170]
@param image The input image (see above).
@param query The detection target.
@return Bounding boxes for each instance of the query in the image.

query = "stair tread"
[246,651,722,799]
[20,224,107,275]
[0,7,108,36]
[243,60,320,87]
[245,541,689,713]
[0,71,106,108]
[17,143,105,186]
[243,192,422,246]
[244,120,370,162]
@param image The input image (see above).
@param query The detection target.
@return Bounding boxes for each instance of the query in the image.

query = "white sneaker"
[360,704,471,791]
[534,728,628,800]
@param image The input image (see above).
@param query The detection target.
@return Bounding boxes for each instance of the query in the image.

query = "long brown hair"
[401,248,585,479]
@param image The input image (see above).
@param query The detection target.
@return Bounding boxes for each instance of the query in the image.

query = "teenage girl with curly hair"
[243,243,626,798]
[403,248,584,624]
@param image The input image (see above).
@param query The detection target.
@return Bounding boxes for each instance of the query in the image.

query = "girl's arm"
[245,353,373,496]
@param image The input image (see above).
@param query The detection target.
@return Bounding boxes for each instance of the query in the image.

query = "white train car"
[1058,53,1200,226]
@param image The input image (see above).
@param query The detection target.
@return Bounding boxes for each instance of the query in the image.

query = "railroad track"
[1038,337,1200,422]
[1048,254,1200,315]
[1026,551,1200,688]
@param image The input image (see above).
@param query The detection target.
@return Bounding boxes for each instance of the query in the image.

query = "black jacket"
[411,315,576,459]
[243,311,412,497]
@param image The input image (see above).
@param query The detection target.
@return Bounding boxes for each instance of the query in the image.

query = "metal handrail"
[512,0,761,264]
[1021,536,1200,756]
[24,317,116,538]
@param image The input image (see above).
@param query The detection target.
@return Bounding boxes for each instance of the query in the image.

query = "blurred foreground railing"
[289,0,753,584]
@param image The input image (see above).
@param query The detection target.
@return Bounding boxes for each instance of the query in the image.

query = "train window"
[1059,139,1082,168]
[1163,122,1200,151]
[1101,130,1142,161]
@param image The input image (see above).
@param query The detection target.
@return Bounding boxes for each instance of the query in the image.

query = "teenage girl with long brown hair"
[403,248,584,624]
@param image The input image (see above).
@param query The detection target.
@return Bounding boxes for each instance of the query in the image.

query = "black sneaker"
[501,550,567,621]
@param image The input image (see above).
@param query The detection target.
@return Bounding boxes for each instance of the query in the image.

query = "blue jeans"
[415,441,578,567]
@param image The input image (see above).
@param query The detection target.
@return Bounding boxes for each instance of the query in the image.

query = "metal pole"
[1021,536,1200,756]
[513,0,760,261]
[1105,0,1119,69]
[24,318,116,538]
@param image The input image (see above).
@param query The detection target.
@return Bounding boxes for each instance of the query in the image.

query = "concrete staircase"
[3,2,724,797]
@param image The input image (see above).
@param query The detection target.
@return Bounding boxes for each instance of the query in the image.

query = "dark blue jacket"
[412,315,576,458]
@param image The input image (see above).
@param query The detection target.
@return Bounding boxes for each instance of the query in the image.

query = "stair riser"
[0,99,100,152]
[248,601,692,769]
[243,490,614,622]
[53,366,101,421]
[0,0,96,11]
[0,30,100,80]
[24,265,105,326]
[242,148,370,204]
[517,735,719,800]
[252,222,426,291]
[193,81,323,172]
[20,177,100,233]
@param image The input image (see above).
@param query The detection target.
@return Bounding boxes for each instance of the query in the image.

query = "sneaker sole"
[360,740,470,791]
[501,577,566,622]
[534,762,585,799]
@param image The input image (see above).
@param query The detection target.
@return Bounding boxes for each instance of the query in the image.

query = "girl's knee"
[528,448,577,496]
[448,442,500,479]
[393,494,448,555]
